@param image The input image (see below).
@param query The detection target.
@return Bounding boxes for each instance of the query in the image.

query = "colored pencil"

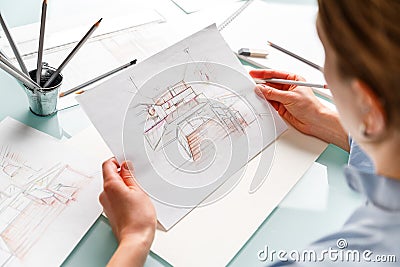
[59,59,137,97]
[44,18,102,88]
[267,41,324,72]
[0,12,29,75]
[254,78,328,89]
[36,0,48,84]
[0,54,41,90]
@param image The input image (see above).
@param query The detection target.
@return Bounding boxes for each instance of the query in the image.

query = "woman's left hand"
[100,158,157,266]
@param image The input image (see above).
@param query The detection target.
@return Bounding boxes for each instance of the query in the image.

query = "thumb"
[255,84,293,104]
[120,161,136,187]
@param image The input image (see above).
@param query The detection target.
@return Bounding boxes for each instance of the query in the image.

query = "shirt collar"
[345,165,400,212]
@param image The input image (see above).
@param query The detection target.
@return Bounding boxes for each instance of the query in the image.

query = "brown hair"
[318,0,400,127]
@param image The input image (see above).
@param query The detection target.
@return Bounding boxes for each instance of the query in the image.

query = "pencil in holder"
[24,62,63,116]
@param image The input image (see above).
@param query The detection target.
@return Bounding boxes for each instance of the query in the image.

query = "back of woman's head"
[318,0,400,128]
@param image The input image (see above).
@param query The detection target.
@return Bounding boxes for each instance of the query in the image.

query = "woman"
[100,0,400,266]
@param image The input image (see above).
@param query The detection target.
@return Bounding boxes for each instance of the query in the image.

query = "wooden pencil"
[36,0,48,84]
[44,18,103,88]
[267,41,324,72]
[0,12,29,75]
[254,78,328,89]
[59,59,137,97]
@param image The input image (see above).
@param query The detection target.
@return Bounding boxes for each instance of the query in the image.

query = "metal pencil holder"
[24,62,63,116]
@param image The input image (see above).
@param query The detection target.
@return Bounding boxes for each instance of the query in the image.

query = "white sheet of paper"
[170,0,238,14]
[279,162,329,211]
[77,24,287,230]
[63,125,113,160]
[170,0,202,13]
[0,117,102,267]
[152,126,327,266]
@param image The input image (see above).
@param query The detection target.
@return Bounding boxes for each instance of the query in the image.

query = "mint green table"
[0,1,362,266]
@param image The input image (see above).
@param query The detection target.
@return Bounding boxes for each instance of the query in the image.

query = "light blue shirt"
[270,140,400,266]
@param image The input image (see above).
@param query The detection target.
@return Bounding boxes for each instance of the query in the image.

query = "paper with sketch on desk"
[0,5,165,111]
[77,24,287,230]
[0,7,164,58]
[0,117,102,267]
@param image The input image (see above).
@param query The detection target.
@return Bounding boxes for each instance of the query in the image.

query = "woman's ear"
[351,79,387,140]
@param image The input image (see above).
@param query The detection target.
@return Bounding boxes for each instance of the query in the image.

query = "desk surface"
[0,1,362,266]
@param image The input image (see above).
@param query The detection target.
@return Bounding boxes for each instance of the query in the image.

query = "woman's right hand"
[250,69,349,151]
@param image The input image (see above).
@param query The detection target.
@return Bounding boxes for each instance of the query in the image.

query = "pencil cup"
[24,63,63,116]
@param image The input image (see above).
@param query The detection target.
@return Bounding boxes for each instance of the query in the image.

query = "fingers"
[99,191,107,206]
[120,161,137,187]
[102,158,121,183]
[250,69,306,91]
[255,84,294,105]
[268,100,280,111]
[102,158,140,191]
[250,69,295,80]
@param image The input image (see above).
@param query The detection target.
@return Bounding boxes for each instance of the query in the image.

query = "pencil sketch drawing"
[139,80,255,162]
[0,145,93,266]
[128,57,261,169]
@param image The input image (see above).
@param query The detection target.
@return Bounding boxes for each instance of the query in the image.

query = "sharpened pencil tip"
[267,41,271,46]
[95,18,103,26]
[59,92,64,97]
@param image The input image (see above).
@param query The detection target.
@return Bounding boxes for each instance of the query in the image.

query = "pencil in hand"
[254,78,328,89]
